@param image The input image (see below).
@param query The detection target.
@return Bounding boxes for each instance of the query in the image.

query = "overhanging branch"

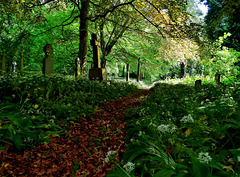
[88,0,135,22]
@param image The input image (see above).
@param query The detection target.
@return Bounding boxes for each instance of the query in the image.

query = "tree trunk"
[137,58,141,82]
[126,63,129,81]
[101,56,107,68]
[79,0,90,76]
[122,65,125,77]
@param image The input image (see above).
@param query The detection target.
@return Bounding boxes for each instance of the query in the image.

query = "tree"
[203,0,240,51]
[1,0,206,77]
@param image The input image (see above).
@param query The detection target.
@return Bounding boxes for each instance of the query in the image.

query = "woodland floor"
[0,89,151,177]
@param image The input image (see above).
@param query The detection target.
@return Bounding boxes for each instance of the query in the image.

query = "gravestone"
[180,62,185,78]
[1,53,6,75]
[20,53,24,75]
[195,80,202,90]
[12,61,17,73]
[89,34,107,81]
[75,58,81,77]
[42,44,54,75]
[215,70,221,85]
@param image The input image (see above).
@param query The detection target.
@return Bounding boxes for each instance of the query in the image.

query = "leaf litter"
[0,89,151,177]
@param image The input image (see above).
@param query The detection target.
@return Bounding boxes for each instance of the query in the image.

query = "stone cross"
[89,33,107,81]
[90,34,101,68]
[1,53,6,75]
[20,53,24,75]
[42,44,54,75]
[12,61,17,73]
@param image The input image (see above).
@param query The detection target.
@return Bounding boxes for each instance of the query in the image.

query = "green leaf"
[13,134,23,151]
[72,161,79,177]
[153,169,176,177]
[192,157,210,177]
[127,149,148,162]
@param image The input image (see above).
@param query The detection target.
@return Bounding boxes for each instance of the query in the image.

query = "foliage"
[0,73,138,151]
[203,0,240,51]
[108,83,240,176]
[202,33,240,84]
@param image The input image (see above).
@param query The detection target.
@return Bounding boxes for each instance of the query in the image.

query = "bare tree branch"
[131,4,165,38]
[88,0,136,22]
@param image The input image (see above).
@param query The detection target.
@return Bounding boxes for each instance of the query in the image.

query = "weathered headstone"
[89,34,107,81]
[12,61,17,73]
[126,63,129,81]
[20,53,24,75]
[137,58,141,82]
[215,70,221,85]
[180,62,185,78]
[195,80,202,90]
[75,58,81,77]
[1,53,6,75]
[42,44,54,76]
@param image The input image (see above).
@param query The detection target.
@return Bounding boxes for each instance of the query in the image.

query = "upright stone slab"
[42,44,54,76]
[20,53,24,75]
[89,34,107,81]
[12,61,17,73]
[215,70,221,85]
[180,62,185,78]
[75,58,81,77]
[1,53,6,75]
[195,80,202,90]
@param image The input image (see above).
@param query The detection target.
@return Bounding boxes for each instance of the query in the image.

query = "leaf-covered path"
[0,89,151,177]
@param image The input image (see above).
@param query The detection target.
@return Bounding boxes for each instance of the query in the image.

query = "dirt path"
[0,89,151,177]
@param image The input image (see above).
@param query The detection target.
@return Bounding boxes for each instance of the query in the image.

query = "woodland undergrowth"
[107,82,240,177]
[0,73,138,151]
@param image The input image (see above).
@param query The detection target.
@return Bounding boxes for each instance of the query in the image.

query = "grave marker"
[89,34,107,81]
[12,61,17,73]
[42,44,54,75]
[180,62,185,78]
[215,70,221,85]
[195,80,202,90]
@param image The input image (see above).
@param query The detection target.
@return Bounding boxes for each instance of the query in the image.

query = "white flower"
[198,152,212,164]
[123,162,135,173]
[157,124,177,134]
[237,156,240,162]
[107,150,117,156]
[180,114,194,123]
[105,150,117,163]
[138,131,145,136]
[105,157,110,163]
